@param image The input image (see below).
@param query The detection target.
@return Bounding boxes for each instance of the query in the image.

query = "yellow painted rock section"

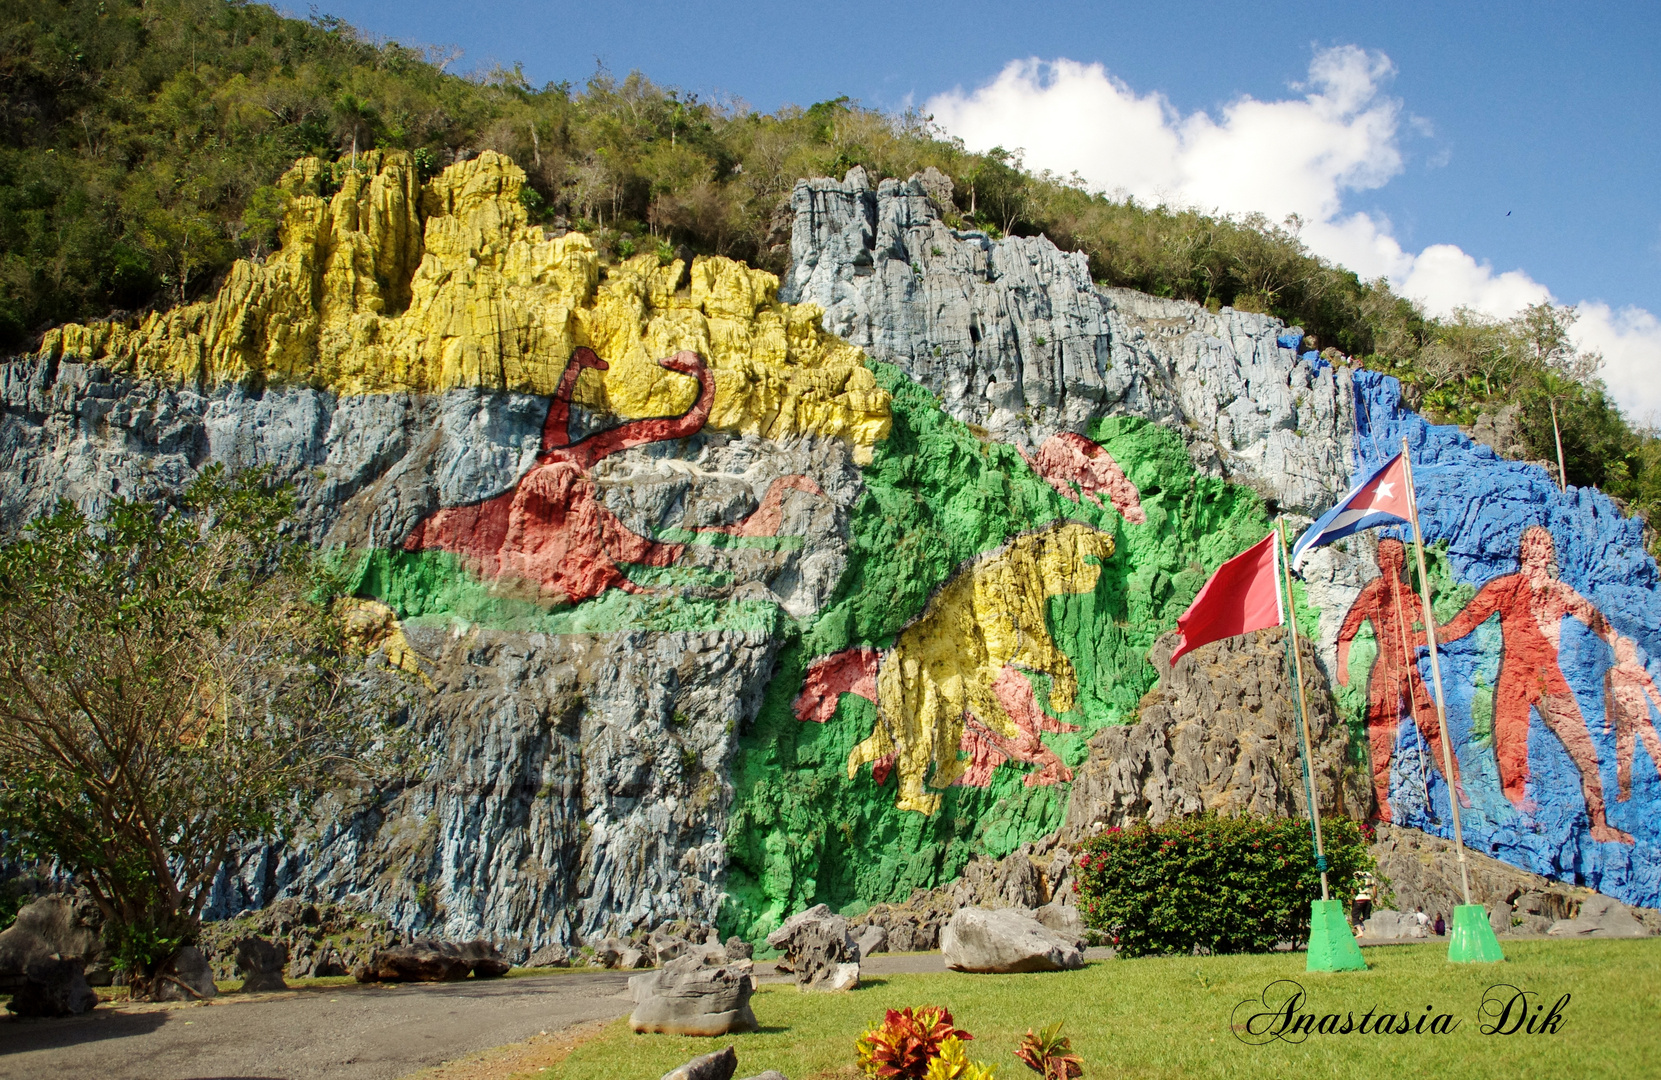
[336,597,434,690]
[851,521,1115,814]
[36,150,890,451]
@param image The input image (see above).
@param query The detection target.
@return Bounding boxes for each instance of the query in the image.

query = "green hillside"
[2,0,1656,535]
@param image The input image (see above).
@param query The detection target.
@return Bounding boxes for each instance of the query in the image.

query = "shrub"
[1014,1022,1082,1078]
[1073,813,1374,958]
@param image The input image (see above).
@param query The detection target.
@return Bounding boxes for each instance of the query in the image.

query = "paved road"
[0,971,636,1080]
[0,949,1119,1080]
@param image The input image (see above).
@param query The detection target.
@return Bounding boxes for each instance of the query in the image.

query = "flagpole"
[1400,436,1473,907]
[1277,520,1329,902]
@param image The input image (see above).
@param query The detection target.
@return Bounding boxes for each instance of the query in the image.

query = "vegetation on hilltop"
[1,0,1655,539]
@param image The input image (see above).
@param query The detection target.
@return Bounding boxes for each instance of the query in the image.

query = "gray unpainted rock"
[630,954,758,1036]
[855,923,887,960]
[460,939,512,977]
[940,907,1084,974]
[157,946,218,1001]
[780,169,1355,518]
[660,1045,738,1080]
[1062,628,1368,839]
[6,958,98,1017]
[739,1073,791,1080]
[1548,897,1651,938]
[355,941,472,982]
[1032,902,1086,945]
[526,943,571,967]
[233,936,290,992]
[765,904,859,990]
[0,895,106,979]
[1361,910,1427,940]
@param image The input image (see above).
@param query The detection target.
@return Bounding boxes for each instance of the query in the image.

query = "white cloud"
[925,50,1661,421]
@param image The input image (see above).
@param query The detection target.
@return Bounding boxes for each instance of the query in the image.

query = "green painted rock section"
[720,363,1275,941]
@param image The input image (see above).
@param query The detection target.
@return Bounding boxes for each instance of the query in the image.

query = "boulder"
[1548,897,1651,938]
[629,954,758,1036]
[1032,902,1086,946]
[739,1074,791,1080]
[618,946,650,970]
[527,943,572,968]
[724,936,754,961]
[589,939,622,968]
[765,904,859,990]
[6,958,98,1017]
[157,946,218,1000]
[355,941,472,982]
[941,907,1084,973]
[1361,910,1426,940]
[650,933,692,965]
[660,1045,738,1080]
[233,937,290,992]
[855,923,887,960]
[460,940,512,977]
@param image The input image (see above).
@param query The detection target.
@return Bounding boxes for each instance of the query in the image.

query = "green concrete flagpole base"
[1306,899,1368,972]
[1448,904,1506,963]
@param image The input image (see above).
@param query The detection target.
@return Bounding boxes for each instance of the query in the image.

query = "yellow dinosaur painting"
[795,521,1114,814]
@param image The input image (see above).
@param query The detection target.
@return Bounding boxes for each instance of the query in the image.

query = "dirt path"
[0,971,635,1080]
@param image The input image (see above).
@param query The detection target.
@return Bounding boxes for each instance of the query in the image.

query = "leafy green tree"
[0,467,416,998]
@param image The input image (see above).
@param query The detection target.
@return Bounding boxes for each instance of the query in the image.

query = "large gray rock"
[0,895,106,979]
[1361,910,1426,940]
[854,923,887,960]
[940,907,1084,974]
[459,939,512,977]
[780,169,1354,518]
[354,941,471,982]
[629,954,758,1036]
[6,958,98,1017]
[1548,897,1652,938]
[157,946,218,1001]
[661,1045,737,1080]
[765,905,859,990]
[233,937,290,992]
[1062,628,1367,839]
[1032,902,1086,946]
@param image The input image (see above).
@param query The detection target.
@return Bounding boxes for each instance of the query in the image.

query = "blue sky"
[309,0,1661,416]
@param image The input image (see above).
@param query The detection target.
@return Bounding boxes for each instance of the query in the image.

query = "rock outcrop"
[629,953,758,1036]
[940,907,1083,973]
[1062,628,1369,840]
[764,905,859,990]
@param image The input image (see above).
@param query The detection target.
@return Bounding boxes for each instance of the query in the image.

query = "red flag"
[1169,533,1284,666]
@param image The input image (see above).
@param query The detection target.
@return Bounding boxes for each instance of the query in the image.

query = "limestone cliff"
[4,155,1659,953]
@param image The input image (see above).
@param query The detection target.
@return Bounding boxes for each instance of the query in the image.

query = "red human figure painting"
[1439,526,1632,844]
[404,348,713,605]
[1336,538,1468,822]
[1022,434,1147,524]
[1605,635,1661,802]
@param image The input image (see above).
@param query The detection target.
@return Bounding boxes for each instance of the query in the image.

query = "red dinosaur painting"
[403,347,714,605]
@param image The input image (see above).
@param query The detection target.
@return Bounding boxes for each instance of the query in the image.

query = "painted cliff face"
[795,521,1114,815]
[1340,371,1661,906]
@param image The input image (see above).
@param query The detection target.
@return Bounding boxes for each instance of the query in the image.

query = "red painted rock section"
[404,349,714,605]
[1023,433,1146,524]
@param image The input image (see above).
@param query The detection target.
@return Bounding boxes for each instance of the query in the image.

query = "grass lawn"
[541,940,1660,1080]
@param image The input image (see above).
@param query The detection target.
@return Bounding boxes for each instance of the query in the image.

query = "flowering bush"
[1072,813,1374,958]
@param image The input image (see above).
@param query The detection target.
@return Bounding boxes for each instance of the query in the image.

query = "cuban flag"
[1291,453,1414,569]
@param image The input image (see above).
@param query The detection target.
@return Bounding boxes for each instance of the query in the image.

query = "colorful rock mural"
[1335,537,1465,821]
[9,152,1660,954]
[1341,371,1661,906]
[799,521,1115,815]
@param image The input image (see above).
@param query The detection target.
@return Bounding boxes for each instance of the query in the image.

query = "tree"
[0,467,418,998]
